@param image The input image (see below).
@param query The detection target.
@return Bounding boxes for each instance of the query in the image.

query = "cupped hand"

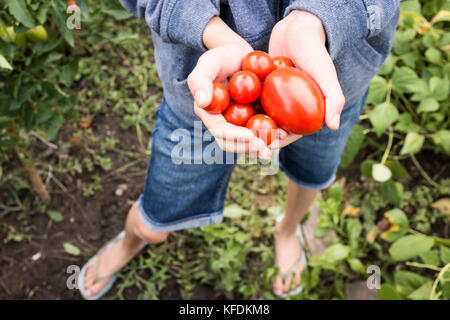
[268,10,346,149]
[188,43,273,159]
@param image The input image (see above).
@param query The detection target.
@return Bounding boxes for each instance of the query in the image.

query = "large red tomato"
[260,67,325,135]
[246,114,278,145]
[223,102,254,126]
[204,82,230,114]
[273,56,294,68]
[228,71,261,104]
[241,51,275,81]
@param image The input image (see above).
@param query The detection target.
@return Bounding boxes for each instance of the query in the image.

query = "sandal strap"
[91,232,125,284]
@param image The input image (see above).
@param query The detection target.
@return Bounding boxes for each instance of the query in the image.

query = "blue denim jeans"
[138,93,366,232]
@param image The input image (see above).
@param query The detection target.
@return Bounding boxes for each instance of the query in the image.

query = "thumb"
[187,50,221,108]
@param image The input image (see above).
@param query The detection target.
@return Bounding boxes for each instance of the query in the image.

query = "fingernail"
[333,115,340,129]
[195,90,207,106]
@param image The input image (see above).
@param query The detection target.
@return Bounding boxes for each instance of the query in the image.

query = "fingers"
[289,41,345,131]
[195,104,272,158]
[269,132,302,149]
[187,50,222,108]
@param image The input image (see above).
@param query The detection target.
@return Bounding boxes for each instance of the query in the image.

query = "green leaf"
[372,163,392,182]
[389,235,434,261]
[347,258,365,274]
[408,282,432,300]
[369,102,398,137]
[400,132,424,155]
[381,209,409,242]
[0,54,13,70]
[223,204,248,219]
[367,76,388,105]
[400,0,421,13]
[385,160,407,179]
[361,160,377,178]
[441,245,450,264]
[429,77,449,101]
[345,218,362,250]
[381,181,403,206]
[417,97,439,113]
[100,2,133,20]
[309,243,350,270]
[394,270,429,297]
[5,0,35,28]
[419,251,440,266]
[425,47,442,64]
[377,284,401,300]
[46,114,64,141]
[47,210,64,223]
[63,242,81,256]
[59,60,79,86]
[392,67,426,94]
[432,130,450,153]
[51,2,74,47]
[378,54,396,75]
[340,124,364,168]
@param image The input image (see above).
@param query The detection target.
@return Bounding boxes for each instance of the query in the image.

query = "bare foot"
[82,236,144,298]
[273,220,305,297]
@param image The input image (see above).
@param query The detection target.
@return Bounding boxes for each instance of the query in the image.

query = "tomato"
[204,82,230,114]
[67,0,77,6]
[261,67,325,135]
[241,51,275,81]
[246,114,278,145]
[80,116,91,129]
[223,102,254,126]
[25,25,48,43]
[273,56,294,68]
[228,71,261,104]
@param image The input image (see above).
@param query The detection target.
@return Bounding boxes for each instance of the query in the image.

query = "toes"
[281,273,294,294]
[273,275,284,297]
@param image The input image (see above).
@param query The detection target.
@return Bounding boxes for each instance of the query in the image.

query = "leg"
[273,179,319,296]
[83,201,169,297]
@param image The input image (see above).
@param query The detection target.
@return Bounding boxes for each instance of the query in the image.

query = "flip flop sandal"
[78,231,147,300]
[274,214,308,298]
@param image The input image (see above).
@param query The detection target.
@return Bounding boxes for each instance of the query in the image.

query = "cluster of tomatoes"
[205,51,326,145]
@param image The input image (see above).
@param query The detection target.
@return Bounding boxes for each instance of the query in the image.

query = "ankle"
[275,220,298,238]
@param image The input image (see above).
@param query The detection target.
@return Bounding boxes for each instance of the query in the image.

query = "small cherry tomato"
[69,136,79,143]
[67,0,77,6]
[241,51,276,81]
[223,102,254,126]
[273,56,294,68]
[228,71,261,104]
[204,82,230,114]
[80,116,91,129]
[246,114,278,145]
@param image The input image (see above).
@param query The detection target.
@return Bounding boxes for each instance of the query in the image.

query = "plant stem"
[430,263,450,300]
[410,154,440,188]
[381,127,394,165]
[406,262,442,272]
